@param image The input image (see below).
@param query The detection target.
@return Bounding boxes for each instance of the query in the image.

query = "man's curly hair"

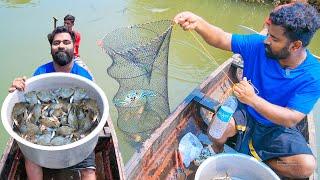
[269,2,320,47]
[48,26,76,45]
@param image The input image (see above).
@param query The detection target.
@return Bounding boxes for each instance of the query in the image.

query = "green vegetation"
[243,0,319,12]
[242,0,283,5]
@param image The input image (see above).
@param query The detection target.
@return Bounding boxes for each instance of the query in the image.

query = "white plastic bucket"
[195,153,280,180]
[1,72,109,169]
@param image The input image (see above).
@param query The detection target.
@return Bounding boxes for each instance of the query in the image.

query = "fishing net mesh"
[102,20,173,134]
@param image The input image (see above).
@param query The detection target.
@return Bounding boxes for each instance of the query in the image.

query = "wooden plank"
[308,112,318,180]
[0,138,14,174]
[98,127,111,138]
[104,116,126,180]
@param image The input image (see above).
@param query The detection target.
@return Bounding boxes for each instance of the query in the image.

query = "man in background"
[64,14,81,58]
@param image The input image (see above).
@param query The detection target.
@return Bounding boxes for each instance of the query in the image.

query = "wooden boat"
[125,54,318,179]
[0,116,125,180]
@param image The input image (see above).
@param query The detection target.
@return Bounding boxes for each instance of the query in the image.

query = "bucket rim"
[194,153,280,180]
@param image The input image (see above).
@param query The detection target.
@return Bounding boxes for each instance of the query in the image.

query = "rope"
[171,24,235,102]
[173,24,260,96]
[188,29,235,87]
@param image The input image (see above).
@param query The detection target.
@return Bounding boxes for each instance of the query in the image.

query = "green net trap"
[102,20,173,134]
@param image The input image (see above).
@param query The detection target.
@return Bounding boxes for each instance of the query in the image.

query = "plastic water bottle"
[208,96,238,139]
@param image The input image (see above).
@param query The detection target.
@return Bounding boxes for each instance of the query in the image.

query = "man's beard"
[265,44,290,60]
[52,49,74,66]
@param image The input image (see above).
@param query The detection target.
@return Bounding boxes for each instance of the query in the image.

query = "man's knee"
[297,155,316,177]
[274,154,316,178]
[80,168,96,179]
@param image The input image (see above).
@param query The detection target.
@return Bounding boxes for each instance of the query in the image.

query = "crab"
[12,102,29,126]
[71,88,87,103]
[131,134,142,142]
[56,126,75,136]
[19,122,41,137]
[50,136,71,146]
[36,133,52,146]
[37,90,55,103]
[24,91,39,105]
[77,116,93,134]
[50,108,66,118]
[79,99,100,122]
[113,89,156,107]
[40,116,61,128]
[53,87,75,99]
[44,103,67,118]
[67,106,79,129]
[29,104,42,124]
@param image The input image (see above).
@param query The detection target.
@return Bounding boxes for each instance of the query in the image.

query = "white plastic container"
[1,73,109,169]
[208,96,238,139]
[195,154,280,180]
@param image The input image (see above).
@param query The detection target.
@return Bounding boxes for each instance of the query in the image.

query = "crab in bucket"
[11,87,101,146]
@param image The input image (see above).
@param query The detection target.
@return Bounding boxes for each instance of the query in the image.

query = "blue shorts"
[232,103,313,161]
[68,152,96,170]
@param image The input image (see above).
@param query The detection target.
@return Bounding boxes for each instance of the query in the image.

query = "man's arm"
[174,11,232,51]
[233,78,305,127]
[76,31,81,47]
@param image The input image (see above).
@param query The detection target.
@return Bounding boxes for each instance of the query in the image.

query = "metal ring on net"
[101,20,173,134]
[102,19,174,55]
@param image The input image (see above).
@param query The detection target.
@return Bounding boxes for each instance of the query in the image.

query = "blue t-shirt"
[33,61,93,81]
[231,34,320,126]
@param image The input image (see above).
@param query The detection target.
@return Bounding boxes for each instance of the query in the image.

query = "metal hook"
[248,80,259,95]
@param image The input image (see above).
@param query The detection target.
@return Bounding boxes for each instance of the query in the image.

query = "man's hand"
[233,77,305,127]
[9,76,27,93]
[173,11,203,31]
[233,77,257,106]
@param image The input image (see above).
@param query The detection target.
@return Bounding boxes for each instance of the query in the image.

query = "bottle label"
[217,106,233,122]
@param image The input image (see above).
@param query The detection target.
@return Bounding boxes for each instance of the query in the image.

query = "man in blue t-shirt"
[174,3,320,179]
[9,26,96,180]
